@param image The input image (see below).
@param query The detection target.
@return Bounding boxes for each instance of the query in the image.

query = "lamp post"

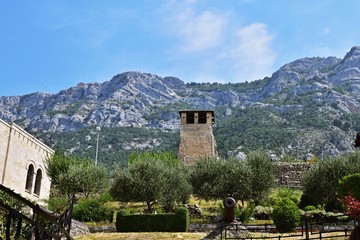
[95,126,101,165]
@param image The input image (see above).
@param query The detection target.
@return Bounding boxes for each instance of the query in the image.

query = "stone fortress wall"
[273,162,313,188]
[0,119,53,204]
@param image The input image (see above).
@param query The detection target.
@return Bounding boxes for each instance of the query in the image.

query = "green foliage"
[268,187,302,206]
[110,152,191,212]
[189,157,252,202]
[214,107,297,157]
[46,151,109,198]
[57,161,108,197]
[303,205,317,211]
[38,125,179,167]
[190,152,274,203]
[159,166,192,212]
[128,150,180,167]
[186,78,269,92]
[272,198,301,233]
[46,196,68,212]
[235,204,255,224]
[302,152,360,207]
[115,207,189,232]
[298,192,316,210]
[44,149,77,185]
[173,207,190,232]
[339,173,360,200]
[253,205,273,220]
[72,193,115,222]
[246,151,275,202]
[0,191,27,239]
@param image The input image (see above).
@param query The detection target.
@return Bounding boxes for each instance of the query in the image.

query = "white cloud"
[234,23,275,67]
[167,3,227,52]
[163,1,276,82]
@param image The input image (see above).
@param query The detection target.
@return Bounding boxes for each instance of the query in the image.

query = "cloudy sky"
[1,0,359,96]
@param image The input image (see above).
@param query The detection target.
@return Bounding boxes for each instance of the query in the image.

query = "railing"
[0,184,74,240]
[221,214,359,239]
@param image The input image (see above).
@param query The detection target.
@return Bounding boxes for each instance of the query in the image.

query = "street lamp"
[95,126,101,165]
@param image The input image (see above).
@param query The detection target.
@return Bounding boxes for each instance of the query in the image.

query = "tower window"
[186,112,195,124]
[198,112,207,124]
[25,164,34,192]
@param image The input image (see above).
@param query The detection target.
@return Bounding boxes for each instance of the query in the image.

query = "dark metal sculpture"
[223,197,236,223]
[0,184,74,240]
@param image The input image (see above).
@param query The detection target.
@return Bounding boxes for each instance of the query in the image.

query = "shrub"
[339,173,360,200]
[253,205,273,220]
[72,193,114,222]
[46,196,68,212]
[303,205,316,211]
[298,192,315,210]
[272,198,301,233]
[235,204,255,223]
[116,207,189,232]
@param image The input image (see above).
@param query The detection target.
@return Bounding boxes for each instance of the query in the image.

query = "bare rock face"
[1,47,360,159]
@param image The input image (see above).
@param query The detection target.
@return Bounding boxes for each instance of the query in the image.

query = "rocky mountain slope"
[2,46,360,165]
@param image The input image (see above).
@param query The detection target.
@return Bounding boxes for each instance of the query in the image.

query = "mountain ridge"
[1,46,360,164]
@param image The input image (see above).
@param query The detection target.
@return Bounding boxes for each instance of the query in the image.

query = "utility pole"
[95,126,101,165]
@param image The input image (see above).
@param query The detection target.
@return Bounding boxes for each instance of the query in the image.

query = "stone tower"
[178,110,217,165]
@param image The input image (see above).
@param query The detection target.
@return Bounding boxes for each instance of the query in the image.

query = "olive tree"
[246,150,275,203]
[190,151,274,204]
[302,152,360,208]
[57,162,108,198]
[110,152,191,212]
[45,150,108,197]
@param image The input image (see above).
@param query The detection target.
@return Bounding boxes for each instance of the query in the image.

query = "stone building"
[178,110,217,165]
[0,119,53,204]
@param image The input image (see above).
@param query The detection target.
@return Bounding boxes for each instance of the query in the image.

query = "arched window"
[34,169,42,196]
[25,164,34,192]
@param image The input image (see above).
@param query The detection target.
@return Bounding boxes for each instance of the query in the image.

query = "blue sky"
[1,0,360,96]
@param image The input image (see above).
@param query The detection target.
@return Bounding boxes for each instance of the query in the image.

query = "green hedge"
[116,207,189,232]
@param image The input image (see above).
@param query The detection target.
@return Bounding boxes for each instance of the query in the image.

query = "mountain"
[2,47,360,166]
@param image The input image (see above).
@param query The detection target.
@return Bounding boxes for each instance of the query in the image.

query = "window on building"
[25,164,34,192]
[186,112,195,124]
[34,169,42,196]
[198,112,207,124]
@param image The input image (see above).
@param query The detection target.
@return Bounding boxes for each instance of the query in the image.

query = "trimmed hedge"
[116,207,189,232]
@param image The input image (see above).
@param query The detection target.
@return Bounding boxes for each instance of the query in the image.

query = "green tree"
[110,152,191,212]
[44,149,77,185]
[190,157,253,204]
[45,150,108,198]
[189,157,226,201]
[339,173,360,200]
[302,152,360,207]
[246,151,275,203]
[57,161,108,198]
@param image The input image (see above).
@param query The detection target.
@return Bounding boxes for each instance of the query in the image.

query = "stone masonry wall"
[0,119,54,204]
[273,162,314,188]
[179,124,217,165]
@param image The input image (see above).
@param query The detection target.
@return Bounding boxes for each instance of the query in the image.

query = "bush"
[303,205,316,211]
[253,205,273,220]
[116,207,189,232]
[272,198,301,233]
[339,173,360,200]
[298,192,315,210]
[72,193,114,222]
[235,204,254,223]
